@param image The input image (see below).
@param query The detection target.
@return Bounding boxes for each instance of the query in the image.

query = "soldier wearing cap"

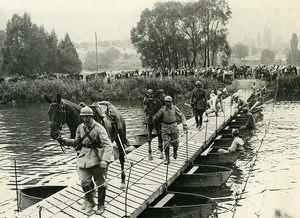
[58,106,113,215]
[153,96,188,164]
[218,128,244,153]
[190,81,207,129]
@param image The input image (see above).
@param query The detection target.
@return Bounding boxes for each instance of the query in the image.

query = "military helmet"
[243,106,249,112]
[80,106,93,116]
[195,81,202,86]
[156,89,165,95]
[164,96,173,102]
[147,89,154,94]
[232,128,239,134]
[232,93,238,100]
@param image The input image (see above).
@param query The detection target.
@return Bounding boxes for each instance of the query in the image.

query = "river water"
[0,101,299,218]
[218,102,300,218]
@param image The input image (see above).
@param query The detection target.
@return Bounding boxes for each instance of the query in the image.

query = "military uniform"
[242,111,255,130]
[190,87,207,127]
[154,101,187,164]
[64,112,113,215]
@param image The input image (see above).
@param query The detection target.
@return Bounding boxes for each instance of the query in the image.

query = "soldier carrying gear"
[58,106,113,215]
[190,81,207,129]
[91,102,123,132]
[154,96,188,165]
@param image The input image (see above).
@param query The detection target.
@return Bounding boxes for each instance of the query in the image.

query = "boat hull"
[194,151,242,165]
[218,128,248,135]
[18,185,67,210]
[226,121,245,128]
[172,164,232,188]
[139,191,217,218]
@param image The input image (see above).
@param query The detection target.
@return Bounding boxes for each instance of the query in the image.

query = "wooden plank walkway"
[16,90,251,218]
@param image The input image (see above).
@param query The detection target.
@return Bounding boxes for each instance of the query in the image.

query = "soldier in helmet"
[218,128,244,153]
[143,89,155,114]
[190,81,207,129]
[154,96,188,164]
[58,106,113,215]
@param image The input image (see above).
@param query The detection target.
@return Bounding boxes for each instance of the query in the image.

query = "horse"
[143,91,164,160]
[45,94,128,187]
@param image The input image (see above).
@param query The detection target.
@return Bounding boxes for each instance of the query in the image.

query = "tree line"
[0,13,82,78]
[130,0,232,71]
[231,32,300,66]
[231,43,276,66]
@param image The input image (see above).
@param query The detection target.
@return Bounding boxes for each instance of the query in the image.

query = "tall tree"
[131,2,185,71]
[131,0,231,70]
[45,30,59,74]
[2,13,48,77]
[200,0,231,67]
[105,47,120,62]
[2,13,33,76]
[232,43,249,59]
[58,33,82,75]
[286,33,300,65]
[26,24,47,76]
[0,30,6,76]
[83,51,97,71]
[179,1,203,68]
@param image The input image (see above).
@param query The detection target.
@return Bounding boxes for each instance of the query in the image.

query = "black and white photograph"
[0,0,299,217]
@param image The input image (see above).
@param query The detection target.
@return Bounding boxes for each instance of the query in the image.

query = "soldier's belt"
[163,121,176,124]
[82,143,102,149]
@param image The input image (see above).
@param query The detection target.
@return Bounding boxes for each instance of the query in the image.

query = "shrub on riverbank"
[276,76,300,101]
[0,77,227,104]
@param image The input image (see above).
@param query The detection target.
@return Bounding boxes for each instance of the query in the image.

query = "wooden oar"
[249,101,260,112]
[250,99,273,111]
[184,102,191,108]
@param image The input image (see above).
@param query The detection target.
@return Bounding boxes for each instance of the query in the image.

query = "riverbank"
[276,75,300,101]
[0,77,230,104]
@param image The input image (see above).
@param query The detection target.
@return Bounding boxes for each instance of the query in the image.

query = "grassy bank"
[0,77,231,104]
[275,76,300,101]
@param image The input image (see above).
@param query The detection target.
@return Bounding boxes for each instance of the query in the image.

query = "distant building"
[263,27,272,49]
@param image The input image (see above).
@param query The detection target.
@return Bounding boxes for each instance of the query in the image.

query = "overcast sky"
[1,0,300,45]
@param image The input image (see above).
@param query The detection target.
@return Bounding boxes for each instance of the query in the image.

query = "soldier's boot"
[82,186,95,215]
[173,143,178,160]
[96,187,106,215]
[164,145,170,165]
[157,142,164,159]
[81,198,88,210]
[148,140,153,161]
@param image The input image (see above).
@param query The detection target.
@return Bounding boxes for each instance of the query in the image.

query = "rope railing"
[18,90,244,218]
